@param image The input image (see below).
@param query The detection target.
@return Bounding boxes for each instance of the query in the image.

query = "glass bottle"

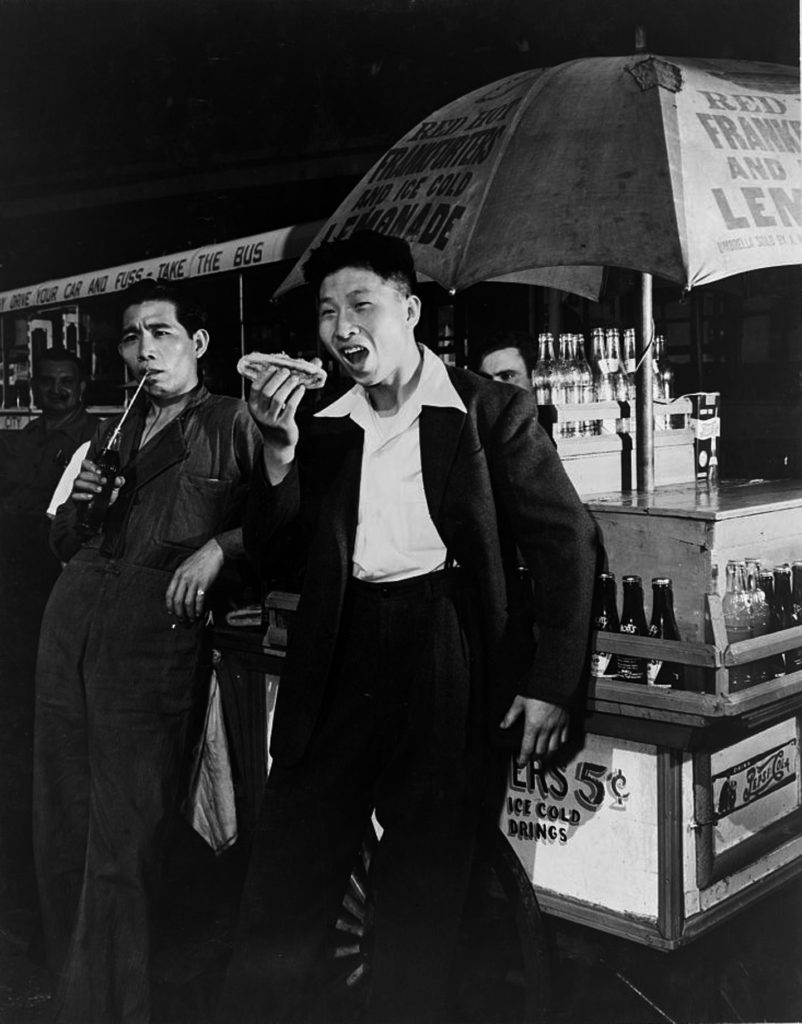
[745,561,776,683]
[618,574,648,683]
[646,578,684,689]
[722,560,752,690]
[572,334,593,436]
[76,431,122,535]
[623,328,638,377]
[653,334,666,431]
[606,328,631,404]
[590,572,619,677]
[589,327,612,435]
[546,333,563,408]
[557,334,575,437]
[589,328,613,402]
[533,333,552,407]
[788,561,802,673]
[773,565,795,675]
[756,570,785,680]
[656,333,675,401]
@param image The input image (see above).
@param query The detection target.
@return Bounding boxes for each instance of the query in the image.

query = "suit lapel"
[420,405,465,527]
[307,416,364,601]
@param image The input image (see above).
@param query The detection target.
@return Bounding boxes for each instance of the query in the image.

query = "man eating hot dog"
[220,231,597,1023]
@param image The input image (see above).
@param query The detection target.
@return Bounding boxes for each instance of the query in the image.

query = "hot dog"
[236,351,327,390]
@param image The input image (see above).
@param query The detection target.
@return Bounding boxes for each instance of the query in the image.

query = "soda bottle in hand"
[76,433,122,535]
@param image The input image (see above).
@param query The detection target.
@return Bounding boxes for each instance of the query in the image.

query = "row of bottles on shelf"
[591,572,684,689]
[534,328,676,437]
[721,560,802,689]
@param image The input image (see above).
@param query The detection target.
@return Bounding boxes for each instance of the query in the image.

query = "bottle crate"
[544,397,695,495]
[589,591,802,728]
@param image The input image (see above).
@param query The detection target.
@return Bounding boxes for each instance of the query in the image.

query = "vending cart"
[499,479,802,952]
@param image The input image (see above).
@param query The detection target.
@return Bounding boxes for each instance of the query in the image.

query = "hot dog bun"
[236,351,327,389]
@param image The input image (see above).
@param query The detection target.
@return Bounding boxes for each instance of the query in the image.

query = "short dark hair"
[120,278,207,335]
[302,231,418,298]
[34,346,85,378]
[479,332,539,374]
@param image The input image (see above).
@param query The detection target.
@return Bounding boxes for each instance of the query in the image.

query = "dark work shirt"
[0,407,99,517]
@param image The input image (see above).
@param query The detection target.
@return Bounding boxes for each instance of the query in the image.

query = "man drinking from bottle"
[33,279,261,1024]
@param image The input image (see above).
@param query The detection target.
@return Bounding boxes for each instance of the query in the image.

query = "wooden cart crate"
[500,621,802,949]
[549,397,694,496]
[588,480,802,643]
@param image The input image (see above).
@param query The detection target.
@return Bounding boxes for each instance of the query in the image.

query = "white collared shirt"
[316,346,466,582]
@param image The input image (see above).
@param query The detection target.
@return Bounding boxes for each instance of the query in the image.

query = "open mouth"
[340,345,369,366]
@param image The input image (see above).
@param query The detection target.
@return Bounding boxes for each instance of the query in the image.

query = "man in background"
[477,331,538,391]
[0,349,98,913]
[0,348,98,522]
[0,347,99,682]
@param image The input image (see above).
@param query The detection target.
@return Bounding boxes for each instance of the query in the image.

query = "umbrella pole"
[636,271,655,493]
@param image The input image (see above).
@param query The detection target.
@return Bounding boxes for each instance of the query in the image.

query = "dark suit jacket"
[244,366,597,765]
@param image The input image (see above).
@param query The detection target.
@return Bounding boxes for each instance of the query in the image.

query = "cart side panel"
[689,715,801,892]
[709,718,799,857]
[499,734,660,920]
[682,755,700,918]
[590,508,713,642]
[712,510,802,581]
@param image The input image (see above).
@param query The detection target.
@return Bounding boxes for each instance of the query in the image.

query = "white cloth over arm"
[46,441,90,519]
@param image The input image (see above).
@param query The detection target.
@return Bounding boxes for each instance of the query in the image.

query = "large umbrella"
[277,53,801,486]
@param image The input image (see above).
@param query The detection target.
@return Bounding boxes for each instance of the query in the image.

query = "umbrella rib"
[451,71,550,287]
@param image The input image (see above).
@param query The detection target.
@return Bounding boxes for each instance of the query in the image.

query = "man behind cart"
[477,331,538,391]
[220,230,597,1023]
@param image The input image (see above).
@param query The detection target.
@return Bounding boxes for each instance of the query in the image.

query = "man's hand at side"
[166,538,225,622]
[499,696,569,767]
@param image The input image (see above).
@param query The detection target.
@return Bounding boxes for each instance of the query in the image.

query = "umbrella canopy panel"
[277,54,800,297]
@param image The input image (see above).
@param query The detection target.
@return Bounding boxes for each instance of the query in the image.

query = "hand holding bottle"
[72,457,125,496]
[73,437,125,534]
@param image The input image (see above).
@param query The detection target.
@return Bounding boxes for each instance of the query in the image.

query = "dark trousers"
[33,554,204,1024]
[220,569,485,1024]
[0,514,62,911]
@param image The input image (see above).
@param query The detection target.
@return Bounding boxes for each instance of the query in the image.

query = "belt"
[349,566,466,601]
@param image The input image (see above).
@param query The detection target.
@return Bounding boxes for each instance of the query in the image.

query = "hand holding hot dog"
[245,359,323,485]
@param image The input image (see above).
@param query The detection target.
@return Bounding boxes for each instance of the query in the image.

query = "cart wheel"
[448,820,550,1024]
[315,820,549,1024]
[309,825,378,1022]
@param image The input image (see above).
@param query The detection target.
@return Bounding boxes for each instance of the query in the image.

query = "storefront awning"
[0,220,325,315]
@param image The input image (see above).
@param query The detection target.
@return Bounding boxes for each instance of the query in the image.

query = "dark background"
[0,0,799,291]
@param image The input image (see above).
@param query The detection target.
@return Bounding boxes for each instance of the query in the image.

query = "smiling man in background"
[0,347,98,685]
[0,348,99,926]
